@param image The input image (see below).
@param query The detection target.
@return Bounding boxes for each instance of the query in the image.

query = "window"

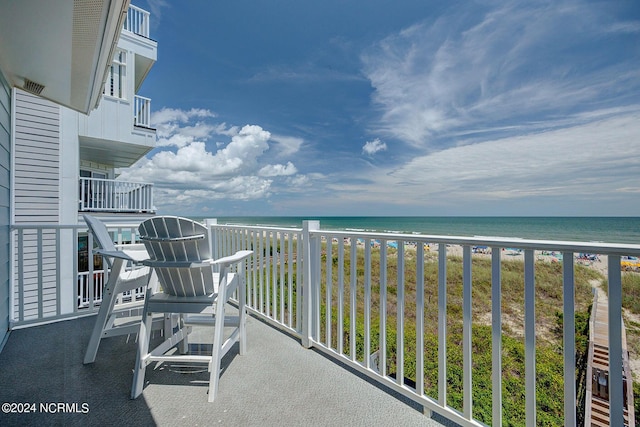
[104,49,126,99]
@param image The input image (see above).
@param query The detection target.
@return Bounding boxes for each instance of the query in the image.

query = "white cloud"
[117,109,315,208]
[285,175,310,187]
[150,107,237,147]
[361,1,640,149]
[362,138,387,155]
[121,124,272,183]
[358,113,640,206]
[270,135,303,156]
[606,21,640,34]
[259,162,298,177]
[152,107,216,127]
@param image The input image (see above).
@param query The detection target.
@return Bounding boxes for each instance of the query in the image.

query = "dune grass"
[316,245,597,425]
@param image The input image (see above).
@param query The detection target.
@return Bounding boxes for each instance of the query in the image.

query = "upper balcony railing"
[133,95,152,128]
[123,5,150,38]
[9,219,640,426]
[79,177,154,213]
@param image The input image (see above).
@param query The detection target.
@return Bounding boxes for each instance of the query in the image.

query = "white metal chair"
[131,216,253,402]
[82,214,165,364]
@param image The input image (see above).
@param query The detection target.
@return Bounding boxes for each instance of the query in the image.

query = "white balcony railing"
[208,221,640,427]
[123,4,150,38]
[9,219,640,426]
[11,223,144,323]
[79,177,154,213]
[77,270,146,309]
[133,95,152,128]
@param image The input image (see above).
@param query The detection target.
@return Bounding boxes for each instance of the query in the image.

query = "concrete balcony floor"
[0,314,452,426]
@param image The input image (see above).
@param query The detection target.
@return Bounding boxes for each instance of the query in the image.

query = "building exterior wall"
[12,89,61,321]
[4,5,156,330]
[0,71,11,347]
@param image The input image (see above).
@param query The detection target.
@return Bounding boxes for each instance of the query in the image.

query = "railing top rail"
[128,4,150,15]
[79,176,153,186]
[212,222,640,256]
[11,223,142,231]
[124,5,150,38]
[134,95,151,102]
[212,223,303,233]
[11,224,82,231]
[312,229,640,256]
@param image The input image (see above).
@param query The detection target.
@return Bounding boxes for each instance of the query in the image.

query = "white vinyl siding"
[13,90,60,224]
[0,72,10,347]
[12,90,60,321]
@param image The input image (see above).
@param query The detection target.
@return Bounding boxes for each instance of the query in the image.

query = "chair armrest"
[140,234,205,242]
[142,260,213,268]
[116,243,146,251]
[212,250,253,267]
[121,247,150,263]
[94,249,137,262]
[142,250,252,269]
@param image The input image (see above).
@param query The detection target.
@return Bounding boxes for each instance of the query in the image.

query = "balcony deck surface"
[0,314,451,426]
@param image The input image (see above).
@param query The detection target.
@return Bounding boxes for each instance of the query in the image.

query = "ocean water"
[206,216,640,245]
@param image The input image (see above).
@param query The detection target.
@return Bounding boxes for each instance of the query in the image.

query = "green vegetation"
[621,272,640,315]
[317,244,596,426]
[604,271,640,423]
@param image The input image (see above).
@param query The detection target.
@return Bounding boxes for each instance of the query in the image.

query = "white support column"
[302,220,319,348]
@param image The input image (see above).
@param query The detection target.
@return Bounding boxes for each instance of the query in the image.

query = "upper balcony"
[78,4,156,168]
[119,5,157,93]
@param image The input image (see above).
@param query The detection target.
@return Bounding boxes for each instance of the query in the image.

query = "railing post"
[149,184,154,213]
[205,219,218,260]
[524,249,536,427]
[608,255,624,427]
[302,220,319,349]
[562,252,576,427]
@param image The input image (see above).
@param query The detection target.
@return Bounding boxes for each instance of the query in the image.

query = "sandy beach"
[441,244,611,276]
[346,238,613,276]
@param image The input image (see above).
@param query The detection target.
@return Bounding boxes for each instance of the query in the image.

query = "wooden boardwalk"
[585,290,635,426]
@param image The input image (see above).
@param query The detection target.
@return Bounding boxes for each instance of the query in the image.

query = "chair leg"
[178,314,190,354]
[83,260,124,364]
[239,275,247,356]
[208,293,227,402]
[131,306,153,399]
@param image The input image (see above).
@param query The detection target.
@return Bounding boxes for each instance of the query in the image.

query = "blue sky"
[119,0,640,217]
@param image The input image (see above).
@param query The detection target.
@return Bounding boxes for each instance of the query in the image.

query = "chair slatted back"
[83,214,117,267]
[139,216,214,297]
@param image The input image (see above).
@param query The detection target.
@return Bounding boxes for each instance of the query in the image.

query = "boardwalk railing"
[9,219,640,426]
[79,177,154,213]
